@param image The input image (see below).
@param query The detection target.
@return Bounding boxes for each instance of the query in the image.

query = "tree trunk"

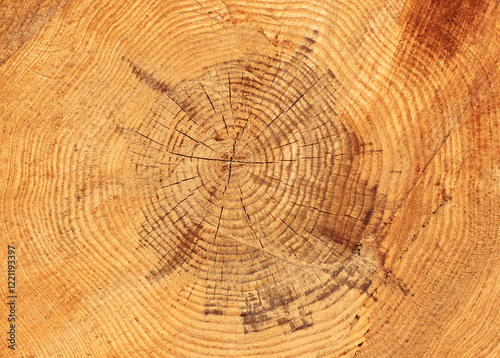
[1,0,499,357]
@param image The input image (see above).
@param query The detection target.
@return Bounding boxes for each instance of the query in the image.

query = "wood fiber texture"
[0,0,499,357]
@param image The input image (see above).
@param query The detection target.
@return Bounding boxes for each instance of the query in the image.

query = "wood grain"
[0,0,499,357]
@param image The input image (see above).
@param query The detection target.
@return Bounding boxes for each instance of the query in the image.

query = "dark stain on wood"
[363,207,374,227]
[304,37,316,44]
[122,56,170,93]
[299,45,312,53]
[289,320,314,333]
[362,185,378,226]
[315,225,357,252]
[237,259,377,334]
[144,221,204,281]
[359,278,372,294]
[307,266,375,306]
[241,311,271,334]
[397,279,412,296]
[277,317,290,326]
[399,0,488,60]
[312,282,340,304]
[207,186,217,203]
[240,286,315,334]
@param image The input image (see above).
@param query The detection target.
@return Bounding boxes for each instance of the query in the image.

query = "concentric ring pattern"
[127,49,380,335]
[3,0,499,356]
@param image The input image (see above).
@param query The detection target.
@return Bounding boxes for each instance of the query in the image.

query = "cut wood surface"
[1,0,499,357]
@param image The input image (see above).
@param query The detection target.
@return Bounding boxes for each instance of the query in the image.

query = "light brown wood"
[1,0,499,357]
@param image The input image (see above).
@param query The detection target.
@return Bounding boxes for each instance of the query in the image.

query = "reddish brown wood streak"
[122,56,170,93]
[399,0,488,60]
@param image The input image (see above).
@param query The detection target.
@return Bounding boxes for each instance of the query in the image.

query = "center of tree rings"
[130,53,379,278]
